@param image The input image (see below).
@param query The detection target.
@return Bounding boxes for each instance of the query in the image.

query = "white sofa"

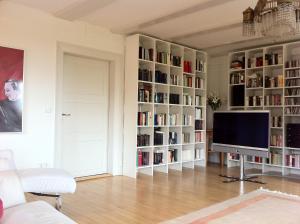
[0,150,77,224]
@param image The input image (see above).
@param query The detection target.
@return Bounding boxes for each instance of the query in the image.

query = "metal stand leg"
[220,155,266,184]
[55,195,62,211]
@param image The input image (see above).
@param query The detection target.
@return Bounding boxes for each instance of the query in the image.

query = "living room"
[1,0,300,223]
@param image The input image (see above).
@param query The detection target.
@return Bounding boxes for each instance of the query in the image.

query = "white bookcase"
[228,41,300,177]
[123,34,207,178]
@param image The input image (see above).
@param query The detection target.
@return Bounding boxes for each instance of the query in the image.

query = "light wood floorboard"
[27,164,300,224]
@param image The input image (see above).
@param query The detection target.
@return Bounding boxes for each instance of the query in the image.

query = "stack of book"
[168,149,178,163]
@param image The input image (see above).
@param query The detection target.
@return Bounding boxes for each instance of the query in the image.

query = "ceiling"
[7,0,300,54]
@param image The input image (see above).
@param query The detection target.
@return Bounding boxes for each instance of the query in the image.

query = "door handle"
[62,113,71,116]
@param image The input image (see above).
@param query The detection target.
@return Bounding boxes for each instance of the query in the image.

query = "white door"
[61,54,109,177]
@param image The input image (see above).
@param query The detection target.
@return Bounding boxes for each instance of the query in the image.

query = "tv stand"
[220,155,266,184]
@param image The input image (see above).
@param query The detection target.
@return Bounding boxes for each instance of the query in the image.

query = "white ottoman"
[18,168,76,209]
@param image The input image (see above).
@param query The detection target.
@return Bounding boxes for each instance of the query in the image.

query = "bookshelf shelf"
[285,66,300,71]
[228,42,300,177]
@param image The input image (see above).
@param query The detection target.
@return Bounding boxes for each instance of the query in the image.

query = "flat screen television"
[212,111,269,157]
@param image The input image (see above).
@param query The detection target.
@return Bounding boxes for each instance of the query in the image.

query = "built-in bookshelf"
[228,42,300,177]
[124,34,207,178]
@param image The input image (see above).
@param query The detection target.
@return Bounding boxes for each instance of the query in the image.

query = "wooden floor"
[27,164,300,224]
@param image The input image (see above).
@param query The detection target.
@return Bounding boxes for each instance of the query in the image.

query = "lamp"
[243,0,300,37]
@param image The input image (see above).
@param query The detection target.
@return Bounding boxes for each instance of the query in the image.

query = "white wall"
[207,54,228,163]
[0,1,125,173]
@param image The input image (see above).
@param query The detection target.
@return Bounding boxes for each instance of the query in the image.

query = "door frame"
[55,42,124,176]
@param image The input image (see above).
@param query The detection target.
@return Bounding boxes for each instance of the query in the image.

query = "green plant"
[207,93,222,111]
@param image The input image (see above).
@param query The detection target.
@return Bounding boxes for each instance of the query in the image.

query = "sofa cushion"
[2,201,77,224]
[0,170,25,209]
[18,168,76,194]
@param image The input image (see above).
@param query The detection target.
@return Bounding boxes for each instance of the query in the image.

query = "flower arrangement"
[207,93,222,111]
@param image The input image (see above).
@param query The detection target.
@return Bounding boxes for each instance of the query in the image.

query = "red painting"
[0,46,24,132]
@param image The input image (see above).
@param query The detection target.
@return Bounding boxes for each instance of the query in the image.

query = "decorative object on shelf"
[207,93,222,111]
[243,0,300,37]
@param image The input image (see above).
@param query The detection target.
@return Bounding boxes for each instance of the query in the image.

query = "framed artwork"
[0,46,24,132]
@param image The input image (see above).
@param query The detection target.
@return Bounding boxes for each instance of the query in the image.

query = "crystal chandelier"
[243,0,300,37]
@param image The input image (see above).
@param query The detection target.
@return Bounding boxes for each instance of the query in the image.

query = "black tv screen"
[213,111,269,149]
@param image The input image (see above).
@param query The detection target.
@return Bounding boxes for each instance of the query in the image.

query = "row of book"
[154,129,164,145]
[195,120,203,130]
[138,68,152,82]
[268,152,282,165]
[270,134,283,147]
[171,55,181,67]
[169,132,177,144]
[286,154,300,168]
[182,133,191,144]
[154,150,164,164]
[195,59,206,72]
[265,75,284,88]
[155,70,168,84]
[272,116,282,128]
[157,52,169,64]
[286,69,300,78]
[286,88,300,96]
[182,114,193,126]
[285,59,300,68]
[170,74,180,86]
[154,92,167,104]
[138,85,152,102]
[154,113,167,126]
[286,79,300,87]
[170,94,180,104]
[195,108,203,120]
[137,134,150,147]
[195,95,204,107]
[265,52,283,66]
[195,132,203,142]
[183,94,193,106]
[246,156,263,163]
[285,107,300,115]
[195,148,203,159]
[230,72,245,85]
[137,148,180,167]
[195,77,205,89]
[265,94,282,106]
[245,95,263,107]
[169,113,179,126]
[184,61,193,73]
[248,56,263,68]
[138,112,152,126]
[168,149,178,163]
[183,75,193,87]
[139,46,153,61]
[285,97,300,106]
[137,150,150,167]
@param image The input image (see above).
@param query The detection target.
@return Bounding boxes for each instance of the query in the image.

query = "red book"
[138,150,142,166]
